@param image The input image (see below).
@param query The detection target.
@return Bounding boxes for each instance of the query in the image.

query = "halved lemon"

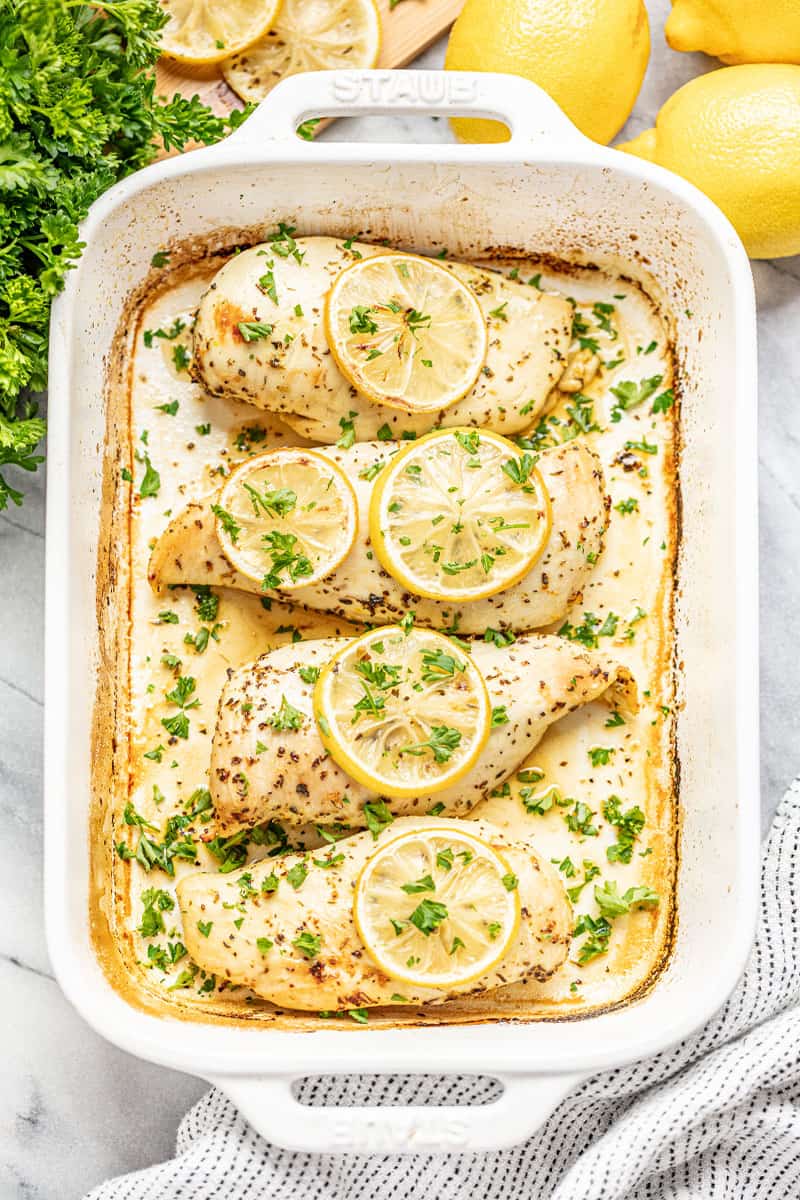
[158,0,281,65]
[353,827,521,988]
[313,626,490,798]
[214,448,357,589]
[222,0,381,105]
[369,428,552,602]
[324,253,488,413]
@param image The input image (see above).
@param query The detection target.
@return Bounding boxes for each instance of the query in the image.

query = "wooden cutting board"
[155,0,462,117]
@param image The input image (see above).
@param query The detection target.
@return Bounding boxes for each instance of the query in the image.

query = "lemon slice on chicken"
[214,448,357,588]
[324,253,488,414]
[313,626,490,798]
[369,428,552,602]
[222,0,381,105]
[158,0,281,65]
[354,827,521,988]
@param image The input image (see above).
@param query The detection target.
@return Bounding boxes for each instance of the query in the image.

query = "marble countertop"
[3,6,799,1196]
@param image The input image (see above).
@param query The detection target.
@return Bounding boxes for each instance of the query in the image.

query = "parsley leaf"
[603,795,646,863]
[364,798,394,840]
[268,694,304,732]
[293,930,322,959]
[594,880,660,919]
[138,454,160,498]
[609,375,663,422]
[400,725,462,763]
[408,898,448,936]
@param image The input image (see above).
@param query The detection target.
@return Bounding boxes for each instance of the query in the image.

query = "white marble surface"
[2,7,799,1196]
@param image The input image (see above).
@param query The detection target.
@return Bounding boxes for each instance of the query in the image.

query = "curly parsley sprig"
[0,0,250,509]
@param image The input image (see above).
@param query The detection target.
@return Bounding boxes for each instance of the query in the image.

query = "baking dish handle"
[227,69,584,147]
[210,1070,585,1153]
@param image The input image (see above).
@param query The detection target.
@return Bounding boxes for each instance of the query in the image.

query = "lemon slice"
[214,448,357,589]
[354,827,521,988]
[313,626,490,798]
[158,0,281,65]
[324,253,488,414]
[222,0,381,105]
[369,428,552,602]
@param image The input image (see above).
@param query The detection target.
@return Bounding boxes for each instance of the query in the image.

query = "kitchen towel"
[86,780,800,1200]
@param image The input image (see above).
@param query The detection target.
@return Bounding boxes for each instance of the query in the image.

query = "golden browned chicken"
[191,236,573,440]
[208,632,635,836]
[177,816,572,1011]
[148,440,606,634]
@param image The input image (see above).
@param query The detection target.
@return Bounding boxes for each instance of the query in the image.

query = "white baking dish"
[44,70,760,1153]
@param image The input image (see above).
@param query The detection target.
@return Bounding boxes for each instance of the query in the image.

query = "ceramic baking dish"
[44,70,759,1153]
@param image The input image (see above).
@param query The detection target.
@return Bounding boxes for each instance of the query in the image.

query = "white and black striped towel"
[88,781,800,1200]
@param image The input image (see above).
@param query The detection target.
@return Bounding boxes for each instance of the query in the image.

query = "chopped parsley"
[138,454,160,498]
[609,375,663,422]
[484,627,515,648]
[594,880,659,919]
[401,874,436,894]
[408,898,448,936]
[261,530,313,590]
[257,268,278,304]
[192,586,219,623]
[558,611,618,649]
[138,888,174,938]
[588,746,614,768]
[364,798,394,839]
[268,694,304,732]
[501,452,537,491]
[573,913,612,963]
[293,930,322,959]
[165,675,197,709]
[349,305,378,334]
[161,712,189,739]
[243,483,296,519]
[401,725,461,764]
[237,321,273,342]
[212,504,241,543]
[603,795,646,864]
[286,861,309,890]
[420,648,465,682]
[337,411,357,449]
[564,801,599,837]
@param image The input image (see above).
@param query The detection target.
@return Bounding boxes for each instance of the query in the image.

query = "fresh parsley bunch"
[0,0,249,509]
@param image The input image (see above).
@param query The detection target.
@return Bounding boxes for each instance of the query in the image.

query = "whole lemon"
[666,0,800,65]
[444,0,650,145]
[618,65,800,259]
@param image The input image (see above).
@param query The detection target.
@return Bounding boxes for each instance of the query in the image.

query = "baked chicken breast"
[191,237,573,440]
[208,632,635,837]
[177,816,572,1010]
[148,440,606,635]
